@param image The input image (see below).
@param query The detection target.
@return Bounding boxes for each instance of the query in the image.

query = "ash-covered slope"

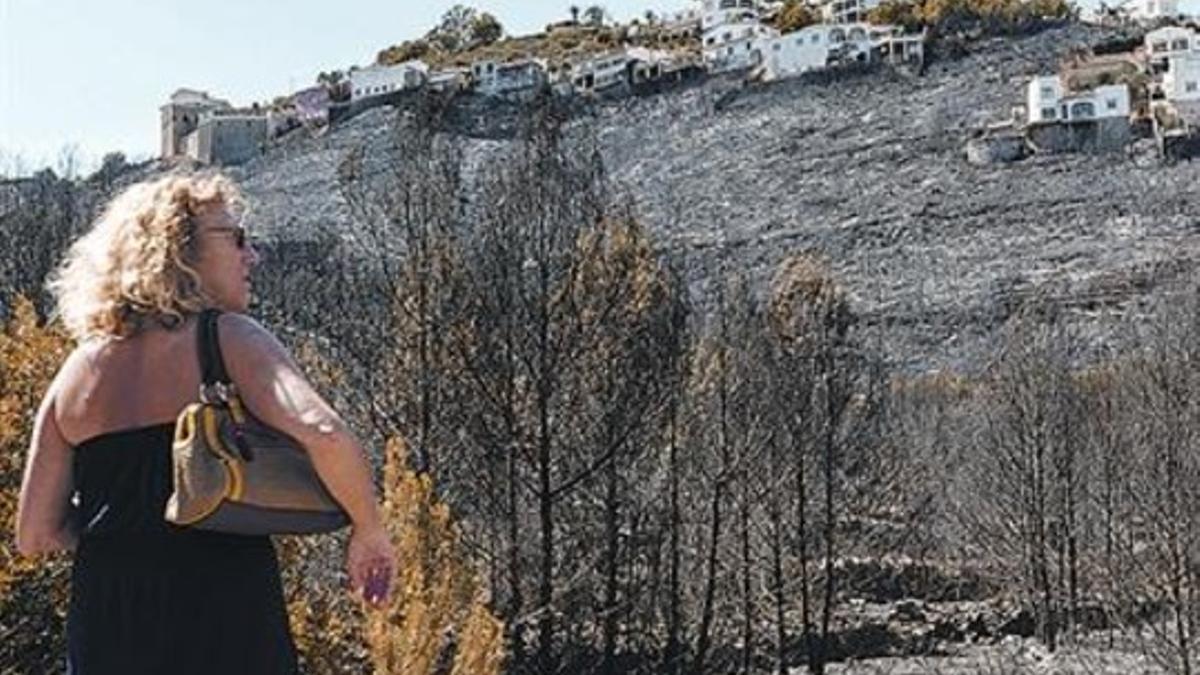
[234,23,1200,371]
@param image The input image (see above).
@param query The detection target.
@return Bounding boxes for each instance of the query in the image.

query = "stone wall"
[1025,117,1132,154]
[965,133,1027,165]
[188,117,268,165]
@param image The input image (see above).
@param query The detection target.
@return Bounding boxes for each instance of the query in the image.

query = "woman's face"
[190,201,259,313]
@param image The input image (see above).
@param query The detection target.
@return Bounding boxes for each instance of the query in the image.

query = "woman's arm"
[217,313,384,532]
[15,361,79,557]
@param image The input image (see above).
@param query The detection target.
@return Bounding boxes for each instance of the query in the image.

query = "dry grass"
[377,23,700,72]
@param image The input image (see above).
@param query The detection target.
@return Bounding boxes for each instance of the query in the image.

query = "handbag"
[164,308,350,535]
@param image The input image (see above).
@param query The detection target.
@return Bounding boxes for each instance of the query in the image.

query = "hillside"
[230,22,1188,372]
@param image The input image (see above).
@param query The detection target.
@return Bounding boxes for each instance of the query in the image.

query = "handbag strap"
[196,308,254,459]
[197,308,231,389]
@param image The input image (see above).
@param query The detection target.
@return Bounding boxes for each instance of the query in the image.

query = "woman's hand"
[346,523,395,608]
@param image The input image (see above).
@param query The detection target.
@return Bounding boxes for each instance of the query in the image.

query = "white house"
[1163,53,1200,101]
[1026,75,1131,124]
[627,47,679,83]
[471,59,547,96]
[1122,0,1180,21]
[701,0,780,73]
[1145,26,1199,69]
[564,51,635,93]
[822,0,883,24]
[753,23,895,80]
[350,61,429,101]
[428,67,470,92]
[876,28,926,67]
[659,7,702,39]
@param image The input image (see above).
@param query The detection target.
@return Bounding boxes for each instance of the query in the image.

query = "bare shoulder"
[217,312,271,342]
[44,339,107,435]
[53,339,105,391]
[215,313,294,368]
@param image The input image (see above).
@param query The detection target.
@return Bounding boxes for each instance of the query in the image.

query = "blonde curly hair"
[48,171,244,342]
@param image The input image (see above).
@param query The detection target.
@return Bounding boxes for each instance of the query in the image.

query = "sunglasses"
[204,225,249,250]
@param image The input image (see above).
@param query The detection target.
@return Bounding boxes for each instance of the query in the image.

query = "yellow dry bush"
[0,296,74,671]
[277,533,372,674]
[367,436,505,675]
[867,1,926,30]
[279,334,370,673]
[776,0,820,33]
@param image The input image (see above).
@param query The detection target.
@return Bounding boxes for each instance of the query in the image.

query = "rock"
[890,599,927,623]
[965,133,1027,165]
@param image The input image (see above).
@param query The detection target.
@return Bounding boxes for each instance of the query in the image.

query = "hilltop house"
[702,0,779,73]
[752,23,923,80]
[822,0,883,24]
[559,47,678,95]
[1145,26,1199,71]
[471,58,547,97]
[1027,75,1130,124]
[428,67,470,92]
[350,60,428,101]
[563,51,635,94]
[1162,53,1200,102]
[876,28,926,68]
[659,8,703,39]
[160,88,232,158]
[754,24,869,79]
[292,86,331,126]
[1121,0,1181,22]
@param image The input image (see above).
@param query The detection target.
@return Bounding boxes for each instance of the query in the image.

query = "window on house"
[1070,101,1095,118]
[1042,107,1056,120]
[812,34,820,43]
[1107,98,1118,109]
[724,31,732,41]
[1173,39,1189,50]
[1188,81,1198,92]
[1041,86,1053,97]
[774,43,782,51]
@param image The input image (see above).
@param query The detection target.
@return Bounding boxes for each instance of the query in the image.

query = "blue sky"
[0,0,672,175]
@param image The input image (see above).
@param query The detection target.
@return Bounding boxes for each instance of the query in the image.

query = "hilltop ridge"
[223,23,1194,371]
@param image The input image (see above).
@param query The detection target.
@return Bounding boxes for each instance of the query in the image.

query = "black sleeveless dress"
[66,422,299,674]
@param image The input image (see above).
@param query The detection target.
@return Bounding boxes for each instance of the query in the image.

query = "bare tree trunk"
[797,438,813,671]
[769,472,788,675]
[815,410,837,675]
[694,304,732,675]
[537,384,555,675]
[739,467,753,675]
[665,407,682,675]
[507,437,526,666]
[601,435,620,675]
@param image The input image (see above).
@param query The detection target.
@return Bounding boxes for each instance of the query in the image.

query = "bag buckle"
[199,382,235,404]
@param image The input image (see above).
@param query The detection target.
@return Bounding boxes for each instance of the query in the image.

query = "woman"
[13,172,394,673]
